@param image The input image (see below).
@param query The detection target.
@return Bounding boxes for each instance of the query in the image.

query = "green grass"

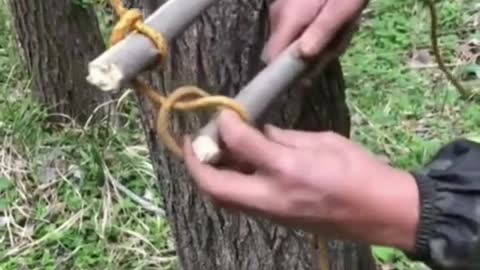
[0,2,176,270]
[346,0,480,168]
[0,0,479,269]
[344,0,480,268]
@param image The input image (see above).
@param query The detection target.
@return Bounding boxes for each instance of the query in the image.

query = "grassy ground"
[345,0,480,268]
[0,2,176,270]
[0,0,479,269]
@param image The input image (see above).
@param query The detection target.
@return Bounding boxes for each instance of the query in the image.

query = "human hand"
[262,0,368,62]
[183,111,419,252]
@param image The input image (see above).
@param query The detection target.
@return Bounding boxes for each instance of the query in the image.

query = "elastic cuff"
[405,172,437,262]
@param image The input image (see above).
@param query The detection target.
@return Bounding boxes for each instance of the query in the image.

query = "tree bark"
[125,0,162,15]
[129,1,377,269]
[8,0,112,124]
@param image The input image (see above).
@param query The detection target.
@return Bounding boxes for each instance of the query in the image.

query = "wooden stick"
[86,0,218,92]
[85,0,333,164]
[192,45,333,164]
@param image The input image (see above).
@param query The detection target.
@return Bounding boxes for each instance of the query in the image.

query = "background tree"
[120,0,377,269]
[8,0,112,124]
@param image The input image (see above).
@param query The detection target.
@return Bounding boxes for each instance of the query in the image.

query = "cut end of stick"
[192,135,221,164]
[87,63,124,92]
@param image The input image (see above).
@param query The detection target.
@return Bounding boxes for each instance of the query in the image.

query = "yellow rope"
[314,235,330,270]
[108,1,329,269]
[109,0,249,158]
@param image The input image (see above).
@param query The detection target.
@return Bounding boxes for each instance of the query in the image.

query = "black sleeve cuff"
[406,139,480,270]
[407,172,437,263]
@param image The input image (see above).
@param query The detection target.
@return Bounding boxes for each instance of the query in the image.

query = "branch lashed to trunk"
[192,46,313,163]
[192,46,339,163]
[87,0,313,163]
[86,0,337,163]
[87,0,219,91]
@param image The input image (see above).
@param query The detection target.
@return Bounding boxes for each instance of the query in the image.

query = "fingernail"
[219,110,239,121]
[264,123,273,131]
[299,39,317,58]
[217,110,234,131]
[299,44,311,58]
[183,135,191,146]
[217,110,229,122]
[260,49,269,63]
[264,123,280,136]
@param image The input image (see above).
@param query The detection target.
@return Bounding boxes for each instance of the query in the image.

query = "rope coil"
[109,0,249,158]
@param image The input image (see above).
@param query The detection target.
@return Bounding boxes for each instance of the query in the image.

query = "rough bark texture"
[9,0,112,124]
[129,1,377,269]
[122,0,162,16]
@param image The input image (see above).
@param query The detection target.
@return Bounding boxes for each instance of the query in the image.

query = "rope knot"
[110,8,143,45]
[108,0,248,158]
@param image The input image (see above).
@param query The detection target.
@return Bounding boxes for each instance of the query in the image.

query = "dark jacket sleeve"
[407,139,480,270]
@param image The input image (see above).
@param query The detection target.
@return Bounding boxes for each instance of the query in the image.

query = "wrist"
[335,165,420,251]
[367,168,420,251]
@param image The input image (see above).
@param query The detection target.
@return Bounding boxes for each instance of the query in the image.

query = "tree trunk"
[130,1,377,269]
[8,0,112,124]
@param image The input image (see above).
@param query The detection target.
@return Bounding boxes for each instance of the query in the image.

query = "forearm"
[331,167,419,251]
[336,138,480,269]
[363,168,419,252]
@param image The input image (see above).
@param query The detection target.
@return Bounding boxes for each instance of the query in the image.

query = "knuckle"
[278,198,295,214]
[221,127,245,149]
[269,1,284,18]
[196,178,215,195]
[318,18,338,34]
[269,3,279,15]
[274,154,301,179]
[318,131,340,145]
[277,5,292,19]
[279,190,306,215]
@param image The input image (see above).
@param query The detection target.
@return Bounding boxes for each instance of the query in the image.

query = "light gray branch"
[87,0,219,92]
[191,45,319,163]
[191,42,341,164]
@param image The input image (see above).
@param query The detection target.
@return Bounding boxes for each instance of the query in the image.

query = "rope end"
[87,63,124,92]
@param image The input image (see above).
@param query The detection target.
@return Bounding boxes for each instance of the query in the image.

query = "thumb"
[265,125,346,151]
[262,17,304,63]
[299,1,363,58]
[264,124,319,149]
[262,1,324,63]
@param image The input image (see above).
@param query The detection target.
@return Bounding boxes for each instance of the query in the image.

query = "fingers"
[217,110,288,169]
[264,124,342,150]
[327,20,361,56]
[266,0,284,34]
[215,147,255,175]
[262,0,324,62]
[262,14,305,62]
[182,136,273,211]
[299,1,364,58]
